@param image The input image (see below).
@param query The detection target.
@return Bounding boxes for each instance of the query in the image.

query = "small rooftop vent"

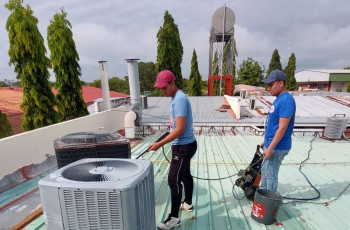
[324,116,348,139]
[39,158,155,230]
[54,132,131,168]
[240,89,247,99]
[249,98,256,110]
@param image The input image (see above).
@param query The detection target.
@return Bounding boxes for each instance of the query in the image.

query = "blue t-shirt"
[264,92,296,150]
[171,90,195,145]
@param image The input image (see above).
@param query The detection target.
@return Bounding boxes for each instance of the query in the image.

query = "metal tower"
[208,5,235,96]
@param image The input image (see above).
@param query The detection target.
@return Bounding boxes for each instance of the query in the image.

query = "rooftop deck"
[2,131,349,230]
[1,93,350,229]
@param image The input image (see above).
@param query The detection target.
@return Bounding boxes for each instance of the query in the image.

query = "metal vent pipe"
[125,58,142,126]
[98,60,111,111]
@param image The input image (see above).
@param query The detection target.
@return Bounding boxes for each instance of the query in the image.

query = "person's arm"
[148,116,186,151]
[263,117,290,160]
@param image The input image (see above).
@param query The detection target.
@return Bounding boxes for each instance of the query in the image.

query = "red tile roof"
[0,87,23,135]
[52,86,129,106]
[0,86,129,135]
[235,84,265,92]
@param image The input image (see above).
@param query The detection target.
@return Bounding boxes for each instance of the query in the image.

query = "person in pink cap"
[149,70,197,230]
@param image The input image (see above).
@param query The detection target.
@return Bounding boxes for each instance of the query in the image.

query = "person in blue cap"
[260,69,296,192]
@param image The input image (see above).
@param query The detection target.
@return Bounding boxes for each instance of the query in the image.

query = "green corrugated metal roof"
[19,132,350,229]
[329,73,350,81]
[132,131,350,230]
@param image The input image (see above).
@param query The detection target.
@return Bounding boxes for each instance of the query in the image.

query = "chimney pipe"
[125,58,142,126]
[98,60,111,111]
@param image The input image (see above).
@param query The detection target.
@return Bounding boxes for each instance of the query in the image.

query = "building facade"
[295,69,350,92]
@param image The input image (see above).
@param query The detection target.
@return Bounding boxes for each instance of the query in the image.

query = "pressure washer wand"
[136,131,170,159]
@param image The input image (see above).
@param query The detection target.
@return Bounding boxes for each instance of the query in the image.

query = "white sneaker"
[180,202,194,212]
[157,216,181,229]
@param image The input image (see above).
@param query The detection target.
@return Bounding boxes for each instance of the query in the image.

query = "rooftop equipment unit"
[54,132,131,168]
[249,98,256,110]
[240,89,247,99]
[39,158,155,230]
[324,115,348,139]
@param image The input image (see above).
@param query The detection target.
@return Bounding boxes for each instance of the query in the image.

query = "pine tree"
[212,52,220,95]
[187,49,202,96]
[0,110,13,138]
[231,37,238,94]
[156,11,184,90]
[284,53,298,91]
[5,0,58,131]
[47,9,88,121]
[266,49,283,77]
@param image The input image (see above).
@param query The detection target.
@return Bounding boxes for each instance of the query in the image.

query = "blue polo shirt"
[171,90,195,145]
[264,92,296,150]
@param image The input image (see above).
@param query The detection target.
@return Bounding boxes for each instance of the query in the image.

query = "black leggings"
[168,140,197,218]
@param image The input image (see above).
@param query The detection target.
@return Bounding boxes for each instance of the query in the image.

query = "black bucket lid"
[54,132,129,149]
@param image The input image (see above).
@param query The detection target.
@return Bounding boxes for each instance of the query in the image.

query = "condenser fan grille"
[61,160,140,182]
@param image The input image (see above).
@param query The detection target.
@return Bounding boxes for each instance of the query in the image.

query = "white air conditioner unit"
[324,117,348,139]
[240,89,247,99]
[249,98,256,110]
[39,158,155,230]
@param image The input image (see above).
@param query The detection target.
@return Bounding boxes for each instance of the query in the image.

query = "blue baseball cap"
[261,70,286,84]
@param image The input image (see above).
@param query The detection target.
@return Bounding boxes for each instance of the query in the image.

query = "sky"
[1,0,350,83]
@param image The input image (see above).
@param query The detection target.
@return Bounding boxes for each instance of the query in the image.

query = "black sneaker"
[157,216,181,229]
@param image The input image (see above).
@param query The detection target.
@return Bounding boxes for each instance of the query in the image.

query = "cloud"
[1,0,350,82]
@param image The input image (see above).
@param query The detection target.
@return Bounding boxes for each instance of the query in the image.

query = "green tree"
[237,58,264,86]
[156,10,184,91]
[0,110,13,138]
[5,0,58,131]
[202,80,208,95]
[212,51,220,96]
[0,81,8,87]
[346,83,350,93]
[284,53,298,91]
[182,78,189,94]
[48,9,88,121]
[138,62,157,94]
[223,38,238,76]
[187,49,202,96]
[88,79,101,88]
[109,76,129,94]
[229,38,238,94]
[266,49,283,77]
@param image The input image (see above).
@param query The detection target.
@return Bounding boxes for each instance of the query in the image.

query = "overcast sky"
[1,0,350,83]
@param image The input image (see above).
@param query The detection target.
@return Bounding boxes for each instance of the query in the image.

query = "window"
[317,84,324,90]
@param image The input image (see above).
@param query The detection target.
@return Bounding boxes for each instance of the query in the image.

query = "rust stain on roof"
[324,95,350,107]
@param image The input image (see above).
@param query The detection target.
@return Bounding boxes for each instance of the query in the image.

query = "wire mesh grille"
[61,189,121,230]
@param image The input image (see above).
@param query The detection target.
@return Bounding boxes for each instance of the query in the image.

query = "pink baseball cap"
[154,70,176,88]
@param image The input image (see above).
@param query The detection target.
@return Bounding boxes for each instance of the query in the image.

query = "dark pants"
[168,140,197,218]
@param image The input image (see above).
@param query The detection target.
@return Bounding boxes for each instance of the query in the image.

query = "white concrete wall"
[0,107,128,178]
[330,82,349,92]
[224,95,241,119]
[295,70,329,83]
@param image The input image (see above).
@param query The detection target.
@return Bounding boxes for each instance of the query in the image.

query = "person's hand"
[260,142,264,149]
[263,148,273,160]
[148,142,162,152]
